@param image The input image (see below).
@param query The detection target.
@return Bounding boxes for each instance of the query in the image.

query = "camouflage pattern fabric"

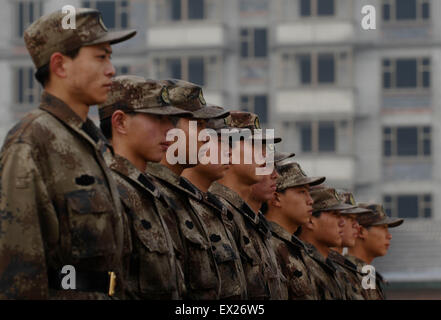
[145,162,221,299]
[208,182,288,300]
[106,154,185,299]
[310,186,356,213]
[276,162,325,192]
[357,203,404,228]
[0,92,127,299]
[328,250,366,300]
[345,254,386,300]
[179,178,248,299]
[268,222,318,300]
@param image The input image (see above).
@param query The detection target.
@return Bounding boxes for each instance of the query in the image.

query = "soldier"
[327,191,372,300]
[181,114,248,299]
[248,151,295,214]
[264,161,325,299]
[145,80,229,299]
[346,203,404,300]
[98,76,192,299]
[208,111,288,300]
[297,186,357,299]
[0,8,136,299]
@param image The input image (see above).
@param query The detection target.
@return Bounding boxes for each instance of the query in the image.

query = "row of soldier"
[0,8,403,299]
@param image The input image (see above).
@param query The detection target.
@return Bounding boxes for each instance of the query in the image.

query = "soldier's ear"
[358,226,368,240]
[112,110,129,136]
[271,192,282,208]
[49,52,67,79]
[305,216,315,231]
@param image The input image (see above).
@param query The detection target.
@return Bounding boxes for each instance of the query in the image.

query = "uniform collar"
[108,154,160,198]
[145,162,203,200]
[39,91,108,152]
[344,254,385,282]
[328,250,359,274]
[304,242,338,273]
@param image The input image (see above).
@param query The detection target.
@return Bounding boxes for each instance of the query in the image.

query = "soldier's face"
[175,118,207,167]
[340,215,360,248]
[230,140,265,185]
[64,43,115,105]
[194,137,230,181]
[279,185,313,226]
[126,113,175,162]
[250,169,279,203]
[312,211,345,248]
[363,225,392,258]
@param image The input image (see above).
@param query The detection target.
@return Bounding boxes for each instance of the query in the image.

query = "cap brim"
[253,134,282,144]
[372,217,404,228]
[323,203,357,212]
[191,105,230,120]
[279,176,326,190]
[85,29,137,46]
[135,106,193,117]
[339,207,372,215]
[274,151,295,163]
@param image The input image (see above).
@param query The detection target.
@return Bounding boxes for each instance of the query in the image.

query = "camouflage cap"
[276,162,325,192]
[337,190,373,215]
[159,79,229,120]
[310,186,357,214]
[265,150,295,165]
[225,111,282,143]
[98,75,193,120]
[24,8,136,69]
[356,203,404,228]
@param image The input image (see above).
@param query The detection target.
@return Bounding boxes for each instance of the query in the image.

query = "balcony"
[275,20,354,46]
[275,88,355,119]
[147,23,225,49]
[296,155,354,184]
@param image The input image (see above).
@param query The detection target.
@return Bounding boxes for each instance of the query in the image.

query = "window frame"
[15,0,44,39]
[299,0,336,18]
[383,193,432,218]
[293,52,338,87]
[170,0,206,21]
[382,0,431,24]
[382,125,432,160]
[382,57,431,93]
[240,94,269,125]
[298,120,338,154]
[240,27,268,60]
[14,65,41,107]
[82,0,130,30]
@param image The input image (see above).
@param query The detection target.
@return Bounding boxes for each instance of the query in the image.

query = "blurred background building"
[1,0,441,299]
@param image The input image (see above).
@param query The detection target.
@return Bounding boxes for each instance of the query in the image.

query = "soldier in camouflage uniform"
[98,76,192,299]
[297,186,357,299]
[248,151,295,214]
[208,111,288,300]
[145,80,229,299]
[0,9,136,299]
[264,161,325,299]
[327,191,372,300]
[181,114,248,299]
[346,203,404,300]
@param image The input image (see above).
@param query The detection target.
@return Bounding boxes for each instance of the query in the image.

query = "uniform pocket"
[180,221,217,290]
[66,188,117,259]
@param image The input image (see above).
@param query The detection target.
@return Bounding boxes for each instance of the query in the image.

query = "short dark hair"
[34,47,81,87]
[312,210,323,218]
[100,117,112,140]
[260,202,268,214]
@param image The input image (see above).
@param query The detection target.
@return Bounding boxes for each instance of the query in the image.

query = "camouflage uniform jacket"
[145,162,221,300]
[106,154,184,299]
[301,243,346,299]
[179,178,248,299]
[328,250,365,300]
[345,254,386,300]
[208,182,288,300]
[268,222,318,300]
[0,92,127,299]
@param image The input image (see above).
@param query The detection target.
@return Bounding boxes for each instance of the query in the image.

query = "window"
[383,58,430,90]
[384,194,432,218]
[16,0,43,38]
[240,95,268,124]
[300,0,335,17]
[299,121,336,153]
[171,0,205,20]
[82,1,130,29]
[240,28,268,59]
[15,67,41,105]
[383,126,431,158]
[298,53,335,85]
[239,0,268,13]
[154,56,220,87]
[383,0,430,22]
